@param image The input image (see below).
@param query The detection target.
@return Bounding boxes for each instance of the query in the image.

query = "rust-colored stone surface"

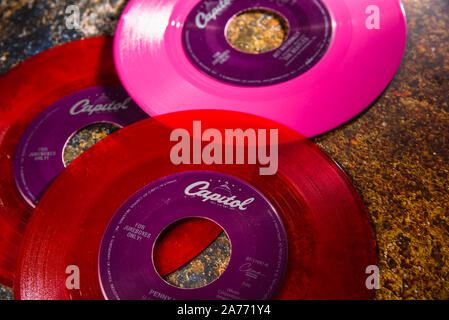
[225,9,288,54]
[314,0,449,300]
[164,233,231,289]
[0,0,447,300]
[63,123,121,167]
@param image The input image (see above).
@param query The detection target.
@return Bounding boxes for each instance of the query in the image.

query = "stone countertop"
[315,1,449,299]
[0,0,447,300]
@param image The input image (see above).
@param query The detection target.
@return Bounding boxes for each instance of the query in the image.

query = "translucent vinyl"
[114,0,407,137]
[16,110,377,300]
[0,37,220,288]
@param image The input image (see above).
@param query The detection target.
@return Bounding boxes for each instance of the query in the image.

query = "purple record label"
[182,0,332,86]
[99,171,288,300]
[13,86,149,207]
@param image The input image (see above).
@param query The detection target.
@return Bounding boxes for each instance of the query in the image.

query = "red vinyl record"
[15,110,377,300]
[0,36,221,288]
[0,220,21,287]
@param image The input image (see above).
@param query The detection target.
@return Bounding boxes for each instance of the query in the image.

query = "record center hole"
[225,8,290,54]
[63,122,121,167]
[153,218,231,289]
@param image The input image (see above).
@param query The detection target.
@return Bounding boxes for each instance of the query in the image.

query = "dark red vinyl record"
[0,37,221,288]
[0,220,21,287]
[15,110,377,300]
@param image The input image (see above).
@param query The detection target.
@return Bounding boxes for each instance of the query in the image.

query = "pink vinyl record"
[114,0,407,137]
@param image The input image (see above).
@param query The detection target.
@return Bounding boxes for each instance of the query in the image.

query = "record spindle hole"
[63,122,121,167]
[153,218,231,290]
[225,8,290,54]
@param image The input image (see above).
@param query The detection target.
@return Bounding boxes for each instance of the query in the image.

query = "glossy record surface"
[114,0,407,137]
[0,37,219,288]
[0,36,120,287]
[16,110,377,300]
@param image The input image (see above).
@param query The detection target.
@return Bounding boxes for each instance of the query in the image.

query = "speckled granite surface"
[0,0,448,300]
[165,233,231,289]
[315,1,449,299]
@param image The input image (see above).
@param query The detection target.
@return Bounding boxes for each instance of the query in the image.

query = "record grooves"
[0,37,222,288]
[15,110,377,300]
[114,0,407,137]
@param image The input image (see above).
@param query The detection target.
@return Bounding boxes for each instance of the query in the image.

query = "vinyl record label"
[13,86,148,207]
[182,0,332,86]
[99,171,287,300]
